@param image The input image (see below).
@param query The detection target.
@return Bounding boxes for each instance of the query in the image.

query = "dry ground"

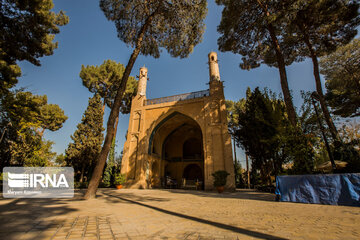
[0,188,359,239]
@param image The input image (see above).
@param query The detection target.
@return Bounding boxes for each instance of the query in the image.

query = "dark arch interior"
[183,138,202,159]
[149,112,204,189]
[183,164,203,181]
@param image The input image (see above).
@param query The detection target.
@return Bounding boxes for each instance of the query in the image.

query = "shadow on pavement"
[100,189,171,204]
[102,191,288,240]
[157,188,276,202]
[0,194,80,240]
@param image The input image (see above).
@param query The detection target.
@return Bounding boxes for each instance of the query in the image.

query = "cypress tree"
[66,94,104,183]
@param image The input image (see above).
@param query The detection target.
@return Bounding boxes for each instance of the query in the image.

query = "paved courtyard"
[0,188,359,240]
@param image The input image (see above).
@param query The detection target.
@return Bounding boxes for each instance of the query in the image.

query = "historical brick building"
[121,52,235,190]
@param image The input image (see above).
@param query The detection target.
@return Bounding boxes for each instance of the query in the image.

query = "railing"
[144,89,209,106]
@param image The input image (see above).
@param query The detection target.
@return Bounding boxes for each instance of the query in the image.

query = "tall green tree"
[285,0,359,140]
[226,98,247,186]
[80,60,137,114]
[80,60,137,186]
[0,0,69,94]
[66,94,104,183]
[85,0,207,199]
[320,38,360,118]
[0,91,67,167]
[298,91,332,166]
[234,88,290,184]
[216,0,298,127]
[0,0,69,168]
[225,99,245,137]
[232,88,315,182]
[38,103,68,137]
[24,139,56,167]
[338,120,360,172]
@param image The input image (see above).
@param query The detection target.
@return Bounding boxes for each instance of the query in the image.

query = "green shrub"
[74,181,88,189]
[212,170,229,187]
[114,173,126,185]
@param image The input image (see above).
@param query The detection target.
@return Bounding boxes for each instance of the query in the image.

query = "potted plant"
[114,173,126,189]
[212,170,229,193]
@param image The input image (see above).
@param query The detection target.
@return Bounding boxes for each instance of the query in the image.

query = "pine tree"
[80,60,137,186]
[80,60,137,114]
[38,103,68,137]
[216,0,298,127]
[66,94,104,183]
[285,0,360,140]
[85,0,207,199]
[1,91,67,167]
[0,0,69,95]
[321,38,360,118]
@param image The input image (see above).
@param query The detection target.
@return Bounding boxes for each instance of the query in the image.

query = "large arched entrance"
[149,112,204,189]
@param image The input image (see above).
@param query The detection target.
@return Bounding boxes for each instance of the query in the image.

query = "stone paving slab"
[0,189,359,239]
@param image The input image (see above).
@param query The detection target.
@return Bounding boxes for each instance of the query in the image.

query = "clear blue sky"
[17,0,334,167]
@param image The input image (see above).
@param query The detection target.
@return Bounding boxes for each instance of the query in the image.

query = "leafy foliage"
[227,88,315,184]
[80,60,138,114]
[321,38,360,118]
[0,1,68,168]
[100,0,207,59]
[39,103,68,135]
[55,153,66,166]
[0,90,67,167]
[284,0,359,140]
[225,98,245,136]
[216,0,300,68]
[212,170,229,187]
[286,0,359,59]
[298,91,331,167]
[233,160,245,188]
[102,138,116,187]
[114,173,126,185]
[337,121,360,172]
[216,0,297,126]
[80,60,137,186]
[24,139,56,167]
[0,0,69,93]
[65,94,104,182]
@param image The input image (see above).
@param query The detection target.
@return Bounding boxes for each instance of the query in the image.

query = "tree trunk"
[246,154,250,189]
[110,116,119,163]
[103,98,120,157]
[102,100,106,113]
[39,128,45,138]
[80,163,85,183]
[269,25,297,127]
[84,14,155,200]
[233,138,238,186]
[300,24,339,141]
[256,0,297,127]
[233,137,237,164]
[114,116,119,137]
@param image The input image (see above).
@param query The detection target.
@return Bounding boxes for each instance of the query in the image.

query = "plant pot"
[216,186,224,193]
[115,184,123,189]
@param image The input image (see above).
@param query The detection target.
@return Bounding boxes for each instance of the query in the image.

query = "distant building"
[121,52,235,190]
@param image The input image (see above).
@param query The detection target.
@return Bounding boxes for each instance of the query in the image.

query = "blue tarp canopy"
[275,174,360,207]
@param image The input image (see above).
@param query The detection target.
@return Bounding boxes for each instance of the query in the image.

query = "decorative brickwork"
[121,52,235,190]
